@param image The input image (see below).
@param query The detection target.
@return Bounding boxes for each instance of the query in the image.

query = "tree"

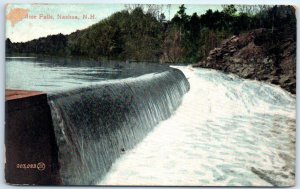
[236,5,272,15]
[222,5,237,16]
[159,13,166,23]
[124,4,166,21]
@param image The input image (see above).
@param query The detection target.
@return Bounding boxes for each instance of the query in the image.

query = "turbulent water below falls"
[48,68,189,185]
[98,66,296,186]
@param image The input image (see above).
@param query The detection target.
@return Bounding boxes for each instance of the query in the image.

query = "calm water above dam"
[6,58,169,92]
[6,58,296,186]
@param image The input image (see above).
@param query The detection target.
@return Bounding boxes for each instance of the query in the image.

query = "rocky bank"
[193,28,296,94]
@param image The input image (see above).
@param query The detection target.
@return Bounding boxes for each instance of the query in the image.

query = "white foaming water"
[98,66,296,186]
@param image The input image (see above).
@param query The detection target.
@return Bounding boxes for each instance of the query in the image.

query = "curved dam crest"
[47,68,190,185]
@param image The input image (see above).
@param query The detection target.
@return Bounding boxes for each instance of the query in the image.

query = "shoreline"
[192,29,296,94]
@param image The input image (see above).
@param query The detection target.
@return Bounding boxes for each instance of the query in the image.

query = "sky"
[6,4,221,42]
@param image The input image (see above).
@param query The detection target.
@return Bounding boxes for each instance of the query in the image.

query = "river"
[6,58,296,186]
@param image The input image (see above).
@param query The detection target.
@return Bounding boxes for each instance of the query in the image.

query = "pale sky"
[6,4,221,42]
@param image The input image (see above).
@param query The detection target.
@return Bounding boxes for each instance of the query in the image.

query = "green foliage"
[68,8,162,61]
[6,5,296,64]
[162,4,296,63]
[7,34,67,56]
[222,5,237,16]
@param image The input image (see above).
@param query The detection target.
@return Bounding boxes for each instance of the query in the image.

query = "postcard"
[5,3,296,186]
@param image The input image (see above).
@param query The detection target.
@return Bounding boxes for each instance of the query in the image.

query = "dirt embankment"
[193,28,296,94]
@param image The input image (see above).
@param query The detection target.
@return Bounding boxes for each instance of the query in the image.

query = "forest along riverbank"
[98,66,295,186]
[193,28,296,94]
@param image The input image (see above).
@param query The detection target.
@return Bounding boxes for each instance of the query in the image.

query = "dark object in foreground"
[5,90,61,185]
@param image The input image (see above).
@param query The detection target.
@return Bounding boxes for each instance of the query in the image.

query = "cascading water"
[47,68,190,185]
[99,66,295,187]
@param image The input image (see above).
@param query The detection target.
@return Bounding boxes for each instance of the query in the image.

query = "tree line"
[6,5,296,63]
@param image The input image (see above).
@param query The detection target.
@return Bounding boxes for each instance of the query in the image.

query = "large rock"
[193,28,296,94]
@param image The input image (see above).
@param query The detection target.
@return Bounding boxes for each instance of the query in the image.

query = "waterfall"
[97,66,295,186]
[47,68,190,185]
